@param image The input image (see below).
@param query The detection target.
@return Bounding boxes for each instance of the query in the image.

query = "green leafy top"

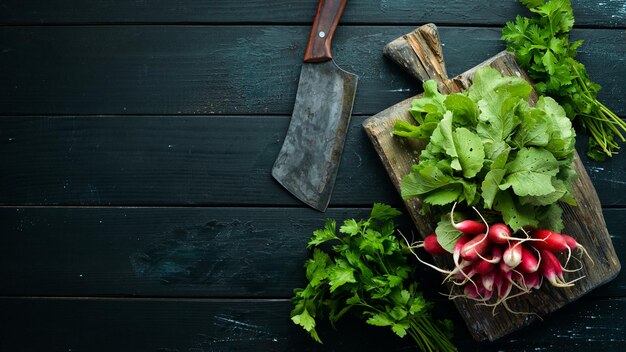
[393,66,577,233]
[501,0,626,160]
[291,204,456,352]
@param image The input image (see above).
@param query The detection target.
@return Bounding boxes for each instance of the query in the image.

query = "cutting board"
[363,23,621,341]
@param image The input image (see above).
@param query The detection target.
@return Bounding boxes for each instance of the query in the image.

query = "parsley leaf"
[291,205,457,351]
[370,203,403,222]
[502,0,626,160]
[328,259,357,292]
[308,219,338,248]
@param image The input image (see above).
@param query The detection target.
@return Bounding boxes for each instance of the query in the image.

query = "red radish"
[488,223,513,244]
[401,212,588,316]
[562,234,594,265]
[459,279,492,302]
[518,245,540,273]
[459,282,490,302]
[487,223,547,244]
[475,258,495,274]
[509,269,530,291]
[482,270,496,292]
[453,219,487,235]
[478,245,503,264]
[398,231,455,275]
[481,286,494,301]
[491,246,503,262]
[453,234,481,291]
[450,203,487,235]
[496,271,513,299]
[422,233,447,255]
[455,269,478,283]
[562,234,577,250]
[443,259,473,284]
[461,233,491,261]
[499,263,525,293]
[500,260,513,273]
[453,235,473,267]
[531,229,570,253]
[453,260,483,285]
[463,282,481,299]
[523,271,541,290]
[503,241,523,268]
[539,249,576,287]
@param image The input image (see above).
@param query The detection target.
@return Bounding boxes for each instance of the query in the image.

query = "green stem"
[376,255,391,275]
[599,105,626,140]
[407,316,457,352]
[598,110,625,143]
[407,327,427,352]
[570,63,620,154]
[356,300,381,313]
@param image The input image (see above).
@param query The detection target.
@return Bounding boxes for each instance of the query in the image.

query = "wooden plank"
[0,116,400,206]
[0,207,623,298]
[0,297,624,351]
[0,207,406,298]
[0,1,623,27]
[1,116,624,206]
[0,26,623,116]
[363,25,621,341]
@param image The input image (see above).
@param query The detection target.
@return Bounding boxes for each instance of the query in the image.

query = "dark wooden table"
[1,1,625,351]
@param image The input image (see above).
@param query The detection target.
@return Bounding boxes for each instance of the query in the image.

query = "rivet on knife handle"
[304,0,348,63]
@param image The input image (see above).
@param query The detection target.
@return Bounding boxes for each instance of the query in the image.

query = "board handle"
[303,0,348,63]
[383,24,464,94]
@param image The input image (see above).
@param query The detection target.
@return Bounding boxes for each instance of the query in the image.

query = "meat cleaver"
[272,0,358,212]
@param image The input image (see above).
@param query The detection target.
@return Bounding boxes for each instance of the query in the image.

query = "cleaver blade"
[272,0,358,212]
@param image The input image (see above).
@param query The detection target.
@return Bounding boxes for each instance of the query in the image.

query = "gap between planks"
[0,296,291,302]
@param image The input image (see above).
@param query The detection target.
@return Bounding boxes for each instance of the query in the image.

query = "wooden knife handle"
[303,0,348,63]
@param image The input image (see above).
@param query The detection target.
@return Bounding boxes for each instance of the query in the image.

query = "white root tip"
[564,245,572,268]
[471,206,490,237]
[506,227,547,245]
[502,300,541,318]
[578,244,595,266]
[562,254,583,272]
[476,251,499,264]
[510,269,531,292]
[450,202,459,227]
[563,275,586,286]
[547,275,576,288]
[398,231,453,275]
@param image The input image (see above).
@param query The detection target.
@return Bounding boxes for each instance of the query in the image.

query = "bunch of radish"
[403,209,592,315]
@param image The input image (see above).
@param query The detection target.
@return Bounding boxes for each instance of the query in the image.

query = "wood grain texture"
[363,25,621,341]
[0,207,374,298]
[0,297,624,351]
[0,1,624,27]
[0,116,399,206]
[0,26,624,116]
[0,207,623,299]
[0,0,623,350]
[1,116,624,207]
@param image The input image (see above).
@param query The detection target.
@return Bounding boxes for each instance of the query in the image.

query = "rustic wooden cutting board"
[363,23,621,342]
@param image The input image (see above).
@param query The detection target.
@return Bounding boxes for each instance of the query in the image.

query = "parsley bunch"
[291,203,456,352]
[502,0,626,160]
[393,67,577,233]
